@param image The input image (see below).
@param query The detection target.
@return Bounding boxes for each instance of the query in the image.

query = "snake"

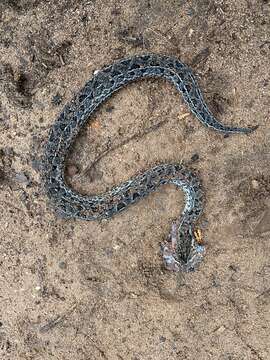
[42,53,256,272]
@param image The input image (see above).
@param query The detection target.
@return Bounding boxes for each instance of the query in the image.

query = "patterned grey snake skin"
[43,54,256,272]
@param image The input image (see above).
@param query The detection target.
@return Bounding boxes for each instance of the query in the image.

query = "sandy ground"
[0,0,269,359]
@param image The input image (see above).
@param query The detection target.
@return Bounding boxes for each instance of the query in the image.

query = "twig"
[77,118,169,180]
[39,303,77,333]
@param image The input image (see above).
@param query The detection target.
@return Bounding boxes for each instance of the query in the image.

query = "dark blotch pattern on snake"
[43,54,255,272]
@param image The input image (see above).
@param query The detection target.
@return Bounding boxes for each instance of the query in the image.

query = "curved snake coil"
[43,54,255,272]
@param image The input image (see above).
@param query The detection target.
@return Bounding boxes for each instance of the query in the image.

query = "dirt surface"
[0,1,269,359]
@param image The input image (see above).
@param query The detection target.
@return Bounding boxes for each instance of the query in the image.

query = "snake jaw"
[161,231,206,272]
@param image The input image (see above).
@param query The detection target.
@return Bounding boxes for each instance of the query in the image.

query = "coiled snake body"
[43,54,255,272]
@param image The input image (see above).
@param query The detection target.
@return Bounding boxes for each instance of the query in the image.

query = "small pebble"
[59,261,67,269]
[14,172,29,184]
[215,325,226,334]
[190,153,199,162]
[211,277,220,287]
[187,7,194,16]
[159,336,166,343]
[104,248,113,257]
[188,28,194,37]
[228,264,238,272]
[251,179,259,189]
[52,93,62,106]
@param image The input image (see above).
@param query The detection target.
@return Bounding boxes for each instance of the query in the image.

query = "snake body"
[43,54,254,272]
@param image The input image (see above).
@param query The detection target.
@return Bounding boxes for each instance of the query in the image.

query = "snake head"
[161,225,205,272]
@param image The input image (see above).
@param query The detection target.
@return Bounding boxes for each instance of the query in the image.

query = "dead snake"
[43,54,255,272]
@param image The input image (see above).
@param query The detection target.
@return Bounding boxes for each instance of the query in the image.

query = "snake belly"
[43,53,254,272]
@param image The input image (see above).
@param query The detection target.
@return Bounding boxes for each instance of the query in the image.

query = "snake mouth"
[161,243,205,272]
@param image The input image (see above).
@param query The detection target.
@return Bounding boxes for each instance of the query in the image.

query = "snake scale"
[43,53,255,272]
